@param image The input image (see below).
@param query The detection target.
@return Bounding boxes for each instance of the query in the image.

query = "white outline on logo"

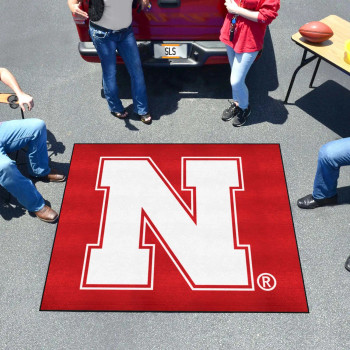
[80,156,254,291]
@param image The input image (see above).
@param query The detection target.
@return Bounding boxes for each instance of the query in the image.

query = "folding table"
[284,15,350,104]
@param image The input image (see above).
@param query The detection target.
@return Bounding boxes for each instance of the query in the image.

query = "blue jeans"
[226,46,258,110]
[0,119,50,212]
[313,138,350,199]
[89,24,148,115]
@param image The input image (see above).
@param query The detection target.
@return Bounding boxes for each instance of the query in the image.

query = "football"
[299,21,333,43]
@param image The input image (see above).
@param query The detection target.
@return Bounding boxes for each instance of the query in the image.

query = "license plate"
[154,44,187,59]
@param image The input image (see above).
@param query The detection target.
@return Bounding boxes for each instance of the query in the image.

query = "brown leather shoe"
[40,169,66,182]
[34,205,59,223]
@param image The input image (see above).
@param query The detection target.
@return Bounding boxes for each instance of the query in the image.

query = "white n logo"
[81,157,253,291]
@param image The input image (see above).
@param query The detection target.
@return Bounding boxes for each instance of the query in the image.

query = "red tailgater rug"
[41,144,308,312]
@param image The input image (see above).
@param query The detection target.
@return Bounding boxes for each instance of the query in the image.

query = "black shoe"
[221,101,238,121]
[345,255,350,272]
[297,194,338,209]
[232,105,251,127]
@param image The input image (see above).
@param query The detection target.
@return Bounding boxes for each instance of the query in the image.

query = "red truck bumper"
[79,40,228,66]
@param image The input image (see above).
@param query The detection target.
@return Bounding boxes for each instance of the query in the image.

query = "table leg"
[284,50,318,104]
[309,57,321,88]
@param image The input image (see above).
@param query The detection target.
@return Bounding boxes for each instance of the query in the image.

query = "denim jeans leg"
[0,119,50,177]
[0,120,47,211]
[226,46,258,109]
[226,44,235,68]
[313,138,350,199]
[117,28,148,115]
[0,153,45,211]
[90,27,125,113]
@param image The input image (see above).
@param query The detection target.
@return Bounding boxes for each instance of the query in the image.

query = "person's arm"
[0,68,34,111]
[140,0,150,10]
[225,0,279,25]
[225,0,259,22]
[67,0,88,20]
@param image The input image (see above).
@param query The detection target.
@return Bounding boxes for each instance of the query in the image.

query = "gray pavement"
[0,0,349,349]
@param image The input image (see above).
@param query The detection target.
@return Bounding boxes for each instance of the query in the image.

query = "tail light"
[72,14,86,25]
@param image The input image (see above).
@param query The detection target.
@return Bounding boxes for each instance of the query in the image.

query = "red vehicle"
[74,0,228,66]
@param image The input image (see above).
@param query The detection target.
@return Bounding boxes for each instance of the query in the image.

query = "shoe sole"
[297,203,319,209]
[297,203,337,209]
[232,109,251,127]
[36,215,59,223]
[48,177,66,182]
[32,176,66,183]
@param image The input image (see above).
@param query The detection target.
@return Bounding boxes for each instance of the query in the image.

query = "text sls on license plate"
[154,44,187,59]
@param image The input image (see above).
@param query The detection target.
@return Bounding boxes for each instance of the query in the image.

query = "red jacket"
[220,0,280,53]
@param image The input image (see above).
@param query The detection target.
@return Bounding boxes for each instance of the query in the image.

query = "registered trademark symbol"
[257,273,277,291]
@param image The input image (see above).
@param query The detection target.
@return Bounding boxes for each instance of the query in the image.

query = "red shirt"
[220,0,280,53]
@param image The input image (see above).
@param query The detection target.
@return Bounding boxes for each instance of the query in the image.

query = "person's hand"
[17,92,34,112]
[68,1,88,20]
[224,0,241,15]
[141,0,150,10]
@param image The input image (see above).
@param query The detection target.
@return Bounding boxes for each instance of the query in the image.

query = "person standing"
[68,0,152,124]
[0,68,65,223]
[220,0,280,127]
